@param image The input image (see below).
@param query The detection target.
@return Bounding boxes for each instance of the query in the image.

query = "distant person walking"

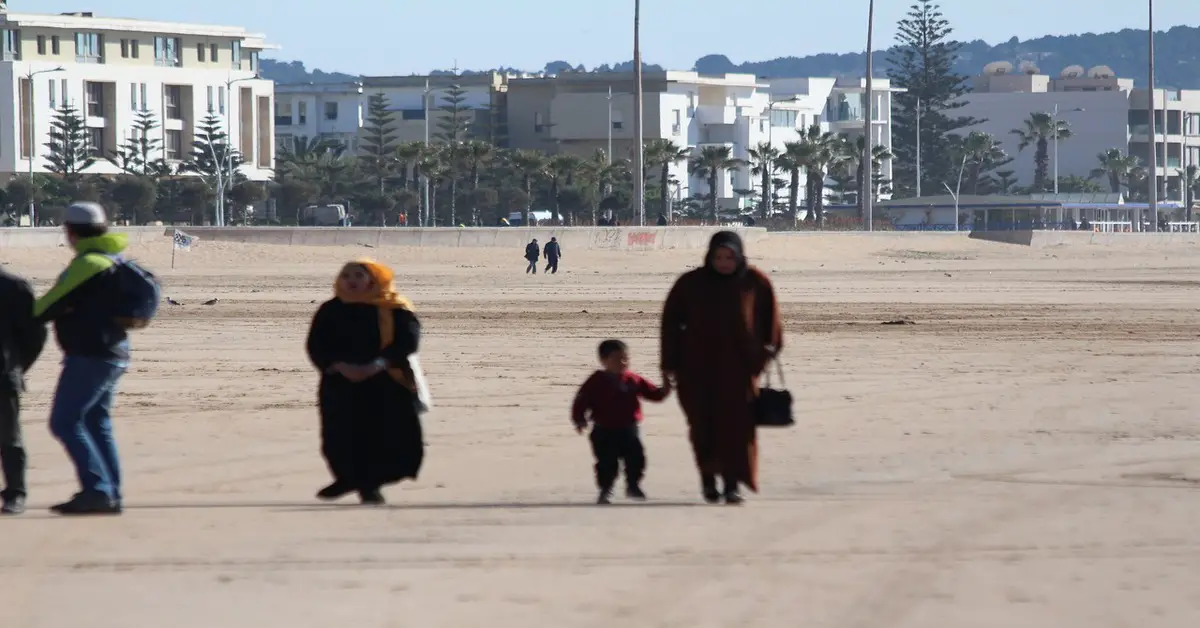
[35,202,161,515]
[306,259,427,505]
[525,239,540,274]
[0,268,48,515]
[543,237,562,274]
[660,231,783,505]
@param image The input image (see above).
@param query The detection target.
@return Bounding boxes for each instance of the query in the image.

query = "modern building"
[274,81,364,152]
[957,62,1200,203]
[505,71,898,211]
[0,9,276,180]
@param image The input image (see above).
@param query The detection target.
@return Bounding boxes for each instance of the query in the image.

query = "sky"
[17,0,1198,76]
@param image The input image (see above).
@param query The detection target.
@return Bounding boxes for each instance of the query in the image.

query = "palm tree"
[748,142,781,219]
[508,149,548,225]
[1090,148,1142,196]
[393,142,425,190]
[277,136,343,181]
[837,134,894,217]
[645,139,690,221]
[995,170,1017,194]
[689,145,741,223]
[580,149,627,224]
[774,147,805,226]
[1180,164,1198,222]
[462,141,494,225]
[957,131,1011,195]
[547,154,584,224]
[1011,112,1072,192]
[416,147,447,226]
[792,125,841,226]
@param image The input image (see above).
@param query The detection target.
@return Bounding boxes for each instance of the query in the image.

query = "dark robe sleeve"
[305,300,340,372]
[380,308,420,367]
[660,274,689,373]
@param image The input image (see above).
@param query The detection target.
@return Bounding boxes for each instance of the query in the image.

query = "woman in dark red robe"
[660,231,783,504]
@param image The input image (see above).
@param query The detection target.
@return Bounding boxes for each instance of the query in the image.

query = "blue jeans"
[48,356,126,500]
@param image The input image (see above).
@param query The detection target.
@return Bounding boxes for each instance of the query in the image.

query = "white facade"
[275,82,364,151]
[0,10,276,180]
[958,70,1200,202]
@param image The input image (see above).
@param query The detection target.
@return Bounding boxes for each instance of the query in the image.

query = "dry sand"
[1,233,1199,628]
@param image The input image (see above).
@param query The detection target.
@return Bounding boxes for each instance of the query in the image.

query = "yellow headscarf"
[334,258,417,390]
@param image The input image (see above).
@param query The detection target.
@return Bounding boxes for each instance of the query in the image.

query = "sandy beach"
[0,233,1198,628]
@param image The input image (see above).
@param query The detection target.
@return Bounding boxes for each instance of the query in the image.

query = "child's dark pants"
[589,425,645,491]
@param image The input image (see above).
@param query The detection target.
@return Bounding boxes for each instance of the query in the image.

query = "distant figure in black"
[657,213,668,226]
[525,239,540,274]
[543,237,562,274]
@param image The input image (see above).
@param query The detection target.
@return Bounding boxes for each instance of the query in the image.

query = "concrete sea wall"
[0,226,767,251]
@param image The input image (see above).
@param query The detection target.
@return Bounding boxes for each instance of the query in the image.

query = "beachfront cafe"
[878,194,1182,231]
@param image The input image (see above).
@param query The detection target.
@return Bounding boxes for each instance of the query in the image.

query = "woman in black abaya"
[305,259,425,504]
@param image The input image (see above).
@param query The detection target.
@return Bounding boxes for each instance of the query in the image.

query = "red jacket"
[571,370,668,429]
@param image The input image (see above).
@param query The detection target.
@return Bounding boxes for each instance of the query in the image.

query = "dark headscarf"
[704,231,748,278]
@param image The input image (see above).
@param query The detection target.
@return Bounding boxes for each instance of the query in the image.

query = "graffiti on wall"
[627,231,656,247]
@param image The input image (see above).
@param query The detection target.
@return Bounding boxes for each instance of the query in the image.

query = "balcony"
[701,123,737,145]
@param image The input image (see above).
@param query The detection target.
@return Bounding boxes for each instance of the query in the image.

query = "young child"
[571,339,670,504]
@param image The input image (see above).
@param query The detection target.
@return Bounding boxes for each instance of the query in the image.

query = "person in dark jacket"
[543,237,562,274]
[306,259,425,505]
[0,269,48,515]
[525,239,540,274]
[34,202,132,515]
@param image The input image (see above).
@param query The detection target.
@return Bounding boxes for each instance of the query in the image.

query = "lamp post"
[632,0,646,225]
[26,65,66,227]
[944,152,967,231]
[214,75,255,227]
[863,0,876,231]
[607,85,613,165]
[1052,104,1085,195]
[915,96,922,198]
[423,79,432,227]
[1146,0,1157,232]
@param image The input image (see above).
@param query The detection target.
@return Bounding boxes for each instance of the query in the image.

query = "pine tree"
[186,113,244,183]
[108,109,163,177]
[886,1,979,198]
[358,92,399,194]
[44,104,95,179]
[437,81,474,225]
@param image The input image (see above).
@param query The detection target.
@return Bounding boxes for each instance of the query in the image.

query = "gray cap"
[64,202,107,225]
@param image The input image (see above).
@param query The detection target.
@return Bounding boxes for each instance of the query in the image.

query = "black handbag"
[754,359,794,427]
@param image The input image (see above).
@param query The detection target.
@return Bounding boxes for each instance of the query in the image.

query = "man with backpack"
[0,269,47,515]
[34,202,160,515]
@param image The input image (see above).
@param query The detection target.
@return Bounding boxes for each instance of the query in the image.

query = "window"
[672,109,682,135]
[61,79,69,107]
[154,36,181,67]
[250,51,259,74]
[298,101,307,125]
[207,86,214,112]
[2,29,20,61]
[769,109,797,128]
[218,86,226,114]
[534,112,545,133]
[210,43,218,63]
[130,40,139,58]
[120,39,129,58]
[37,35,46,55]
[197,43,206,62]
[612,110,624,130]
[130,83,138,110]
[324,101,338,121]
[164,85,182,120]
[140,84,147,111]
[231,40,242,69]
[75,32,103,63]
[274,102,292,126]
[165,129,183,161]
[85,82,104,117]
[51,36,61,55]
[401,109,425,120]
[19,79,31,158]
[86,127,105,157]
[50,80,58,108]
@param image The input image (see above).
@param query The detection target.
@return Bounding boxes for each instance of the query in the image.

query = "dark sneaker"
[1,495,26,515]
[317,481,355,501]
[50,491,121,516]
[358,489,385,505]
[626,485,647,501]
[597,489,613,505]
[702,476,721,504]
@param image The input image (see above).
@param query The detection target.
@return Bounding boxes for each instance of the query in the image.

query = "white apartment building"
[507,71,898,211]
[958,63,1200,202]
[0,10,276,180]
[275,82,364,152]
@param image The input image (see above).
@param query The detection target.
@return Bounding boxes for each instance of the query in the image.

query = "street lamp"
[213,75,256,227]
[26,65,66,226]
[944,152,968,231]
[1147,0,1158,232]
[1052,104,1085,195]
[863,0,876,231]
[632,0,645,226]
[607,85,613,165]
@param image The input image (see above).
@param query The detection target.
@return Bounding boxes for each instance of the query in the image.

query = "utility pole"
[26,66,65,226]
[423,78,431,227]
[862,0,876,231]
[632,0,646,226]
[915,97,922,198]
[607,85,613,165]
[1147,0,1157,232]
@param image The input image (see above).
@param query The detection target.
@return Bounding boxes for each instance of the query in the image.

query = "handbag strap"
[763,351,786,388]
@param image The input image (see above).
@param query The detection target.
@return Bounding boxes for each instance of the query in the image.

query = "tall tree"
[359,92,399,194]
[547,154,584,224]
[748,143,781,219]
[645,139,690,221]
[437,81,475,226]
[44,104,95,179]
[787,124,842,226]
[953,131,1012,195]
[887,1,979,198]
[1090,148,1142,196]
[1011,112,1072,192]
[1180,164,1198,222]
[689,145,741,223]
[186,113,244,191]
[107,110,163,177]
[837,134,894,216]
[508,149,548,225]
